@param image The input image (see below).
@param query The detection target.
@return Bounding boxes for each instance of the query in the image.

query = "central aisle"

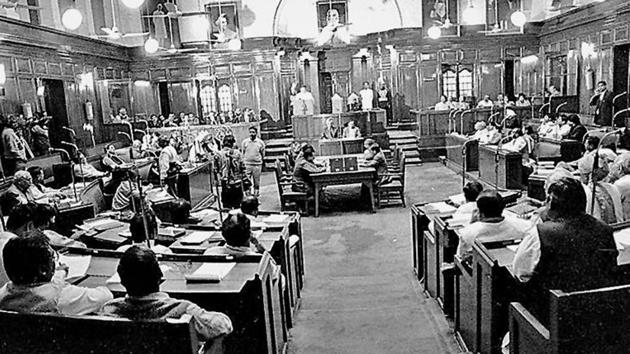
[264,163,464,354]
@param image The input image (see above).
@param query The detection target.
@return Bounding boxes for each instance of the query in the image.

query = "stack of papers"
[190,209,220,222]
[250,221,269,229]
[83,218,123,232]
[263,214,290,224]
[448,194,466,207]
[179,231,215,245]
[158,227,186,238]
[426,202,456,214]
[58,255,91,281]
[185,263,236,283]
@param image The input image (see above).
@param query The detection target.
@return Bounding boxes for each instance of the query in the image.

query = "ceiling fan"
[99,0,148,40]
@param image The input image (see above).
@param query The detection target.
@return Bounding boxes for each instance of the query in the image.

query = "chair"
[0,310,202,354]
[377,152,406,207]
[509,284,630,354]
[274,160,309,215]
[79,179,107,215]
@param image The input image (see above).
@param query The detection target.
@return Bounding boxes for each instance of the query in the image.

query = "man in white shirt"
[471,121,488,140]
[434,95,450,111]
[342,121,362,139]
[512,177,618,325]
[451,181,483,224]
[479,124,502,145]
[0,232,113,314]
[476,95,494,109]
[241,126,266,197]
[295,86,315,115]
[359,81,374,110]
[456,190,535,259]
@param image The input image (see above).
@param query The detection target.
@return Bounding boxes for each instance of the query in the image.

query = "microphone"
[61,141,78,151]
[117,131,132,142]
[49,148,77,201]
[62,126,76,137]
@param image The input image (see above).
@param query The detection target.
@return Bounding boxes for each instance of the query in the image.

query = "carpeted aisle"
[257,163,463,354]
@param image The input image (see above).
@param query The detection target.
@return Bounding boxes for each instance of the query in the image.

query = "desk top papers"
[262,214,290,224]
[179,231,215,245]
[425,201,456,214]
[185,263,236,283]
[59,255,91,281]
[448,194,466,207]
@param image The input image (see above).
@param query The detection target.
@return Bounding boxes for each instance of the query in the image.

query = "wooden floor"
[258,163,463,353]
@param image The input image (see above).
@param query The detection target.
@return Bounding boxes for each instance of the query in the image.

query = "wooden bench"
[0,310,202,354]
[509,284,630,353]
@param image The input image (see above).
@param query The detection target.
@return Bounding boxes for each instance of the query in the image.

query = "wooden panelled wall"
[534,0,630,115]
[0,17,131,151]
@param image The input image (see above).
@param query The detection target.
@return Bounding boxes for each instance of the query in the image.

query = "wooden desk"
[177,161,213,209]
[434,215,464,318]
[318,138,364,156]
[71,250,285,354]
[478,144,523,190]
[445,134,479,172]
[311,155,377,217]
[54,202,96,236]
[537,137,582,162]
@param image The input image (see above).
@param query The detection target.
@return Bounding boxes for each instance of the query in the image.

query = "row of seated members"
[434,93,533,111]
[0,195,286,349]
[450,179,617,347]
[537,114,587,141]
[142,108,260,128]
[320,119,362,140]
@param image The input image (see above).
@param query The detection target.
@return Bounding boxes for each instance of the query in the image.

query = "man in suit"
[513,177,619,325]
[590,81,614,126]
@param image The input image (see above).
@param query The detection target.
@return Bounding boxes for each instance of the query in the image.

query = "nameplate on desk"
[185,262,236,283]
[329,158,344,172]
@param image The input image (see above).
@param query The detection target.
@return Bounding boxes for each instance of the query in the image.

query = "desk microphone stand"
[50,148,77,201]
[61,141,85,189]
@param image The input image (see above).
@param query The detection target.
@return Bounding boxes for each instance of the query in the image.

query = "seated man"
[33,204,86,249]
[74,153,108,180]
[342,121,361,139]
[101,246,232,344]
[102,144,125,172]
[292,148,326,196]
[456,190,534,260]
[513,177,618,326]
[361,144,388,183]
[362,138,377,161]
[560,136,617,184]
[452,181,483,224]
[476,95,494,109]
[26,166,63,202]
[112,170,151,212]
[470,121,487,140]
[0,231,112,314]
[478,122,502,145]
[116,213,172,254]
[5,170,48,210]
[566,114,587,142]
[0,203,37,286]
[321,117,339,140]
[238,195,259,221]
[205,212,264,256]
[170,199,194,225]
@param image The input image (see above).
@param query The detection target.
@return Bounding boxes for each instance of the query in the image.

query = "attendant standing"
[359,82,374,111]
[590,81,614,126]
[241,126,265,197]
[1,116,27,176]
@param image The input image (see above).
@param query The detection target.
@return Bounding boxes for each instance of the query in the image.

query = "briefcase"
[329,158,344,172]
[344,157,358,171]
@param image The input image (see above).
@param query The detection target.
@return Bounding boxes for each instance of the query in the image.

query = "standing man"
[1,116,27,176]
[359,81,374,111]
[590,81,614,126]
[242,126,265,197]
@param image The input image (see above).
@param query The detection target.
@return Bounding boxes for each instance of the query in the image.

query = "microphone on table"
[61,142,85,188]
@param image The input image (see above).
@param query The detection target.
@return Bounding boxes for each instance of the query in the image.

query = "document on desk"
[185,263,236,283]
[179,231,215,245]
[426,202,456,214]
[448,194,466,207]
[59,255,91,281]
[263,214,290,224]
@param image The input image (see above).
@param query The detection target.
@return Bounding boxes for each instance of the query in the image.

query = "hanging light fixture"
[462,0,481,25]
[428,25,442,39]
[121,0,146,9]
[144,37,159,53]
[62,8,83,30]
[510,11,526,27]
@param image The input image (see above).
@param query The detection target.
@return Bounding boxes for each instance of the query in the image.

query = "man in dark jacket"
[590,81,614,126]
[513,177,619,325]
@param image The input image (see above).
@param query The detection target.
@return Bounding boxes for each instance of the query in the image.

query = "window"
[199,85,216,116]
[218,84,232,112]
[27,0,40,25]
[458,69,473,98]
[442,69,457,99]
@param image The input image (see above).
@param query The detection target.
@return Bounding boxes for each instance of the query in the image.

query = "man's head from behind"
[221,212,251,247]
[463,181,483,203]
[13,171,32,191]
[4,230,54,286]
[476,190,505,219]
[129,212,157,244]
[117,246,162,297]
[546,177,586,218]
[240,196,259,217]
[6,203,36,235]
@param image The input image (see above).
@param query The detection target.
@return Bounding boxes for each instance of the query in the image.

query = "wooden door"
[169,82,195,115]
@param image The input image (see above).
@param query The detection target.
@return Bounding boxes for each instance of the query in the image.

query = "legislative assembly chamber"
[0,0,629,353]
